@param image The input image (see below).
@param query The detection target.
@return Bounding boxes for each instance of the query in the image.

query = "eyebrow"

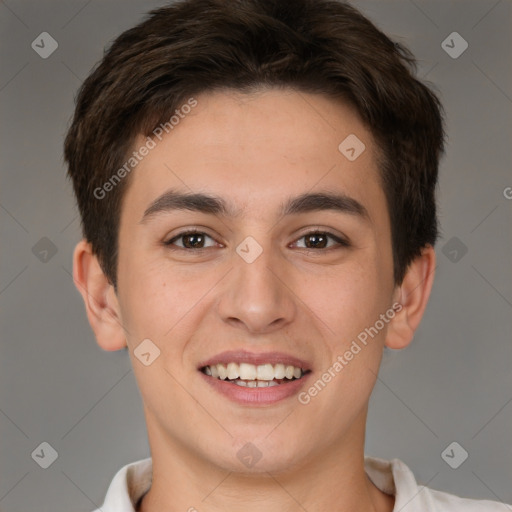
[140,188,370,223]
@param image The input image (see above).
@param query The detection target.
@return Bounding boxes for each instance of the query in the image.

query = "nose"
[216,240,297,335]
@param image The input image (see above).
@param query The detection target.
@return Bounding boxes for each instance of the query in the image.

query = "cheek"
[119,254,221,347]
[308,256,386,337]
[299,263,391,417]
[117,253,178,340]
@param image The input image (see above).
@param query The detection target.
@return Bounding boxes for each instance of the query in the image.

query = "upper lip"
[198,350,312,371]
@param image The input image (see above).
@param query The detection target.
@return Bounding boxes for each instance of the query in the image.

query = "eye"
[164,230,218,250]
[163,229,350,252]
[292,230,350,251]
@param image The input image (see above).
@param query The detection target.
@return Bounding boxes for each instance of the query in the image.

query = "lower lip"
[199,372,311,405]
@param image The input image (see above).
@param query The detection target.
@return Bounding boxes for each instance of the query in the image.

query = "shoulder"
[89,457,153,512]
[424,486,511,511]
[364,456,511,512]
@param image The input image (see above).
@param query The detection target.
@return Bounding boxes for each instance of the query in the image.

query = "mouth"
[197,350,312,405]
[200,362,311,387]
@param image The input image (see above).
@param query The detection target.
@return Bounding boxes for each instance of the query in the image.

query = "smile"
[201,362,309,387]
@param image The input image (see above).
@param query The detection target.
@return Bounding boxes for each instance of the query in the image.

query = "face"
[114,88,398,473]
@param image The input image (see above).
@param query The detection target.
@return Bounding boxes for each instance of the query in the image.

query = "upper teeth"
[204,363,303,380]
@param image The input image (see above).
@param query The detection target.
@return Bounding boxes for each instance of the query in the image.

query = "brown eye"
[304,233,328,249]
[182,233,206,248]
[165,231,216,250]
[293,231,350,251]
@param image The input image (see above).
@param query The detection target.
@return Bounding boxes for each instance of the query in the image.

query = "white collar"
[94,455,509,511]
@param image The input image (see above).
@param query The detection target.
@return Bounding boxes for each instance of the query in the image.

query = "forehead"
[121,88,385,223]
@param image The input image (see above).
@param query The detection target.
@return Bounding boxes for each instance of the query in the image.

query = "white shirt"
[91,456,510,511]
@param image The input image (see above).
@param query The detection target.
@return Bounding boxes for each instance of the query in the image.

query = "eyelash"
[163,229,350,253]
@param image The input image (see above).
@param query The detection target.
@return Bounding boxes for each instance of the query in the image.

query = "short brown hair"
[64,0,446,288]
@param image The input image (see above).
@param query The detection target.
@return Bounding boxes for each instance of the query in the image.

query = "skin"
[73,88,436,512]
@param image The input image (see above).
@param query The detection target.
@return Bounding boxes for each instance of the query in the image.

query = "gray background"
[1,0,511,510]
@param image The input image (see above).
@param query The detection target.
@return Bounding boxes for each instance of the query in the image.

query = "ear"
[72,239,127,351]
[385,244,436,350]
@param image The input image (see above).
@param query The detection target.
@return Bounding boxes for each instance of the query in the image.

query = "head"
[65,0,445,475]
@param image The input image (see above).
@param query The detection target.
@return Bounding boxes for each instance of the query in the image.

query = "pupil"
[306,233,326,249]
[184,234,203,248]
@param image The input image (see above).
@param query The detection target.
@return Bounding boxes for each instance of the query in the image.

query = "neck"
[138,410,394,512]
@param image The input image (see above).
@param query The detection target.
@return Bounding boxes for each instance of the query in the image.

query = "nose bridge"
[217,234,296,333]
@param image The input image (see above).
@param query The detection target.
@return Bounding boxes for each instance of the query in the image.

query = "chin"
[203,430,310,475]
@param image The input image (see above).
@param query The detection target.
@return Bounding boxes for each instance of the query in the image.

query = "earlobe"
[385,245,436,350]
[72,239,127,351]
